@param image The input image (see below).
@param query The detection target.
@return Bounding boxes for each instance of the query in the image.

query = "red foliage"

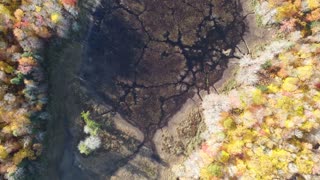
[13,21,29,28]
[61,0,77,6]
[315,82,320,90]
[201,143,217,157]
[280,18,296,33]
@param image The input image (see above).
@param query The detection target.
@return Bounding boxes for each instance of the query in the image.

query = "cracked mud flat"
[39,0,269,179]
[78,0,247,178]
[82,0,245,148]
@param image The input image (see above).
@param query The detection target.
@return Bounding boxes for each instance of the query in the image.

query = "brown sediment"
[81,0,247,154]
[44,0,252,179]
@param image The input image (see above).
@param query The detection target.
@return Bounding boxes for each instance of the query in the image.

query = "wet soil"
[35,0,250,179]
[81,0,246,152]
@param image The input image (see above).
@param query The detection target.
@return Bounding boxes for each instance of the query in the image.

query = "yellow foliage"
[301,121,315,132]
[0,0,20,11]
[242,129,257,143]
[2,123,20,135]
[13,28,25,41]
[296,66,313,81]
[276,2,299,21]
[235,159,247,175]
[0,145,8,159]
[199,3,320,179]
[278,53,288,62]
[35,6,41,12]
[0,4,13,18]
[307,0,320,10]
[314,109,320,119]
[267,84,279,93]
[296,155,314,174]
[276,96,294,110]
[271,149,292,171]
[18,57,36,65]
[2,125,11,134]
[252,89,265,105]
[226,140,244,155]
[51,12,60,23]
[218,151,230,163]
[13,148,35,165]
[200,168,212,180]
[34,26,52,38]
[0,108,31,135]
[285,119,294,128]
[0,0,74,176]
[246,156,274,178]
[0,61,14,74]
[201,163,223,179]
[223,117,236,130]
[295,106,304,116]
[14,9,24,21]
[267,0,285,8]
[299,53,312,59]
[282,77,299,92]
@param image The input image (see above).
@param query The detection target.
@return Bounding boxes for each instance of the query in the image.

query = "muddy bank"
[78,0,247,179]
[81,0,246,152]
[36,0,252,179]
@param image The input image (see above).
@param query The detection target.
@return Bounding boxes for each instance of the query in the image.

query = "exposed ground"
[38,0,273,179]
[81,0,246,154]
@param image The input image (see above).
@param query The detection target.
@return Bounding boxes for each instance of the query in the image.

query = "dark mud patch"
[35,0,249,179]
[81,0,246,150]
[75,0,248,178]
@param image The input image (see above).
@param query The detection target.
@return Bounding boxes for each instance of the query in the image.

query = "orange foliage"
[306,8,320,21]
[61,0,77,6]
[266,0,320,36]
